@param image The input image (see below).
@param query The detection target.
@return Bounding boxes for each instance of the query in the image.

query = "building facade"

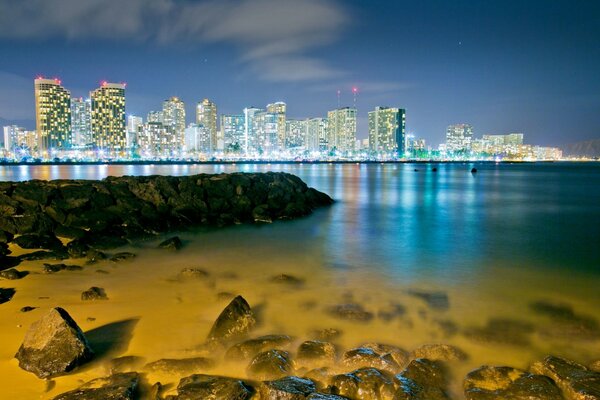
[90,82,126,151]
[285,119,308,150]
[221,114,245,154]
[368,106,406,154]
[162,97,186,147]
[184,123,212,154]
[327,107,357,153]
[266,102,286,148]
[196,99,218,149]
[445,123,473,153]
[34,78,72,151]
[71,97,92,147]
[306,118,328,152]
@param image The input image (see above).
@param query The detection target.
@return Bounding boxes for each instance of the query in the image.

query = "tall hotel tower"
[327,107,357,153]
[34,77,72,151]
[90,82,126,151]
[368,107,406,154]
[196,99,218,148]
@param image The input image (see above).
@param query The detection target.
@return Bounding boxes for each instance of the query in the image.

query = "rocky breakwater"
[0,172,333,271]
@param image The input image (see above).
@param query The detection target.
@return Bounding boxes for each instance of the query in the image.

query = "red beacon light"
[101,81,108,87]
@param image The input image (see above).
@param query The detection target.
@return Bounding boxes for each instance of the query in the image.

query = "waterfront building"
[306,117,328,152]
[3,126,38,155]
[368,106,406,154]
[90,82,126,151]
[266,102,286,148]
[34,77,72,151]
[162,97,186,147]
[243,107,262,155]
[196,99,218,149]
[255,111,279,155]
[445,123,473,153]
[147,110,164,123]
[285,119,308,151]
[71,98,92,147]
[327,107,357,152]
[127,115,143,148]
[137,122,179,157]
[221,114,245,154]
[185,123,212,154]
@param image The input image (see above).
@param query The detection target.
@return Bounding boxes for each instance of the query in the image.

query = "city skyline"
[0,0,599,148]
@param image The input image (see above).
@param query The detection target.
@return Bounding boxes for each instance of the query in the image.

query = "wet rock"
[0,230,14,243]
[432,319,459,338]
[0,287,16,304]
[252,205,273,223]
[247,349,294,380]
[15,307,94,378]
[144,357,214,375]
[590,360,600,373]
[304,367,333,389]
[207,295,256,343]
[464,318,535,346]
[13,234,64,251]
[407,289,449,311]
[297,340,337,367]
[178,267,210,280]
[0,242,10,256]
[0,268,27,279]
[378,303,407,321]
[110,252,136,262]
[311,328,343,341]
[259,376,316,399]
[271,273,305,286]
[531,355,600,400]
[307,394,350,400]
[330,368,396,400]
[19,250,68,261]
[394,358,450,400]
[52,372,139,400]
[464,365,563,400]
[107,355,146,373]
[20,306,37,313]
[327,303,374,322]
[342,347,400,374]
[361,343,409,369]
[66,239,88,258]
[225,334,293,361]
[0,255,21,269]
[148,382,162,400]
[530,301,600,340]
[43,263,83,273]
[412,344,467,362]
[81,286,108,301]
[86,249,107,264]
[159,236,182,250]
[176,374,254,399]
[55,225,87,240]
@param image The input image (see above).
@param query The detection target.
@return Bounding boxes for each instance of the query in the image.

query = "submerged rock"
[271,273,305,286]
[412,344,467,362]
[225,334,293,361]
[247,349,293,380]
[13,234,63,251]
[0,268,27,280]
[395,358,450,400]
[342,347,400,374]
[361,343,409,369]
[176,374,254,399]
[159,236,182,250]
[110,252,136,262]
[530,355,600,400]
[107,355,146,373]
[207,295,256,343]
[20,306,38,313]
[311,328,343,341]
[43,263,83,274]
[52,372,139,400]
[327,304,374,322]
[530,300,600,340]
[81,286,108,301]
[259,376,316,399]
[0,287,15,304]
[407,289,449,311]
[330,368,396,400]
[19,250,68,261]
[144,357,214,375]
[464,318,535,346]
[464,365,563,400]
[15,307,94,378]
[296,340,337,368]
[178,267,210,280]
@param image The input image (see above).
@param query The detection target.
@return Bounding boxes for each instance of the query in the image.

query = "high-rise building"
[327,107,357,152]
[3,126,38,153]
[196,99,218,148]
[137,122,180,157]
[90,82,126,151]
[221,114,245,153]
[244,107,262,154]
[34,77,71,151]
[285,119,308,150]
[479,133,525,155]
[127,115,143,148]
[185,123,212,154]
[162,97,186,148]
[266,102,286,148]
[306,118,328,152]
[445,123,473,153]
[255,111,279,154]
[368,106,406,154]
[71,98,92,147]
[147,110,164,123]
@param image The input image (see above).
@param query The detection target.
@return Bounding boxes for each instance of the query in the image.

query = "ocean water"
[0,162,599,398]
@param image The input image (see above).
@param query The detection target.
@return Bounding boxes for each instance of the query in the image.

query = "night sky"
[0,0,599,147]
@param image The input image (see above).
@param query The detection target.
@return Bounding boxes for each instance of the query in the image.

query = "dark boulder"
[207,295,256,343]
[0,287,16,304]
[0,268,27,280]
[15,307,94,378]
[144,357,214,375]
[259,376,316,400]
[158,236,182,250]
[530,301,600,340]
[20,306,37,313]
[407,289,449,311]
[311,328,343,341]
[394,358,451,400]
[296,340,337,368]
[411,344,467,362]
[530,355,600,400]
[247,349,294,380]
[43,263,83,274]
[225,334,293,361]
[464,365,563,400]
[327,304,374,322]
[360,343,409,369]
[0,255,21,270]
[464,318,536,346]
[107,355,146,374]
[330,368,396,400]
[52,372,139,400]
[175,374,254,399]
[0,230,14,243]
[66,239,89,258]
[81,287,108,301]
[252,205,272,223]
[110,252,136,262]
[13,234,63,251]
[86,249,107,264]
[19,250,68,261]
[342,347,400,374]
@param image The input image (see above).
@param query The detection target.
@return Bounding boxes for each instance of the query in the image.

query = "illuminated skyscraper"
[147,110,164,123]
[266,102,286,148]
[90,82,126,151]
[307,117,328,152]
[127,115,143,148]
[71,97,92,147]
[368,106,406,154]
[196,99,218,148]
[327,107,357,152]
[137,122,172,156]
[244,107,262,154]
[285,119,308,150]
[255,111,279,154]
[185,123,212,154]
[445,123,473,153]
[221,114,245,153]
[34,77,71,151]
[162,97,186,147]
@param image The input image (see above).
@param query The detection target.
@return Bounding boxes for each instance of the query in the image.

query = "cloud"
[0,0,349,82]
